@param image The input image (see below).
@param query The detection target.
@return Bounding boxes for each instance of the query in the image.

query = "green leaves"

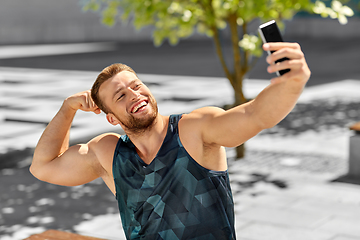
[80,0,100,12]
[79,0,355,46]
[313,0,354,24]
[101,1,120,26]
[238,34,262,57]
[79,0,355,88]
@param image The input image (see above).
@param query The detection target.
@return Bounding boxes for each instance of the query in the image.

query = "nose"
[129,88,140,101]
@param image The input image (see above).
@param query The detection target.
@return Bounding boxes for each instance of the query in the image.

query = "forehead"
[110,70,139,85]
[99,71,140,100]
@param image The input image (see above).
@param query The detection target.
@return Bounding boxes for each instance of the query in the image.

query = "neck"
[126,114,169,164]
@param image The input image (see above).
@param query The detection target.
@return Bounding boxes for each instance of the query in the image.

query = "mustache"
[119,95,158,135]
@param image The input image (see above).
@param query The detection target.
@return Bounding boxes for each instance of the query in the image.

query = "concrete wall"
[0,0,154,45]
[0,0,359,45]
[285,17,360,39]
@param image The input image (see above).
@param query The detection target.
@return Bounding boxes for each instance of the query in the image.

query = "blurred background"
[1,0,360,239]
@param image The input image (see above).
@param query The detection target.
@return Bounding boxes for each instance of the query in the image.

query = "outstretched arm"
[30,90,103,186]
[199,42,311,147]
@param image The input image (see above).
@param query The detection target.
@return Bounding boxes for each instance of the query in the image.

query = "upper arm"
[191,103,264,148]
[30,133,117,187]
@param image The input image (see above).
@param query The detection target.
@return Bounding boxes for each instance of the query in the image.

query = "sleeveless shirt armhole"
[112,135,125,200]
[175,115,229,176]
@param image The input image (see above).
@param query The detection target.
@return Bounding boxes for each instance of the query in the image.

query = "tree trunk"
[210,15,249,160]
[236,142,245,159]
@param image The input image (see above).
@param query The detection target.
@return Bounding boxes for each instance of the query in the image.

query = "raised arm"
[199,42,311,147]
[30,90,105,186]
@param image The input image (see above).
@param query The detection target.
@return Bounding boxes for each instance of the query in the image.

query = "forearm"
[32,101,77,166]
[247,42,310,129]
[249,78,305,129]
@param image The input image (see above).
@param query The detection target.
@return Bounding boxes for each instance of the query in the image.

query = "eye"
[117,94,125,101]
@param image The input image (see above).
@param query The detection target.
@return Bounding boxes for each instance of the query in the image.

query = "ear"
[106,113,120,126]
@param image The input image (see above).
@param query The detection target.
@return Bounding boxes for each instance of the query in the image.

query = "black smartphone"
[258,20,290,76]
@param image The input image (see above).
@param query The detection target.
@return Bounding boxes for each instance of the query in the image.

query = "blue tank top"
[112,114,235,240]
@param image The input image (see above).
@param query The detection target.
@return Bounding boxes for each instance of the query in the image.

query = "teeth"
[132,101,147,113]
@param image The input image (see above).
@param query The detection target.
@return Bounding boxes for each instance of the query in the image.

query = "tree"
[79,0,354,158]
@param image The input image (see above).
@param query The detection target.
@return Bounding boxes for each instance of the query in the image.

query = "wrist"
[62,98,78,114]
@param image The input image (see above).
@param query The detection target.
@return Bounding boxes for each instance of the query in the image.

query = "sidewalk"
[1,65,360,239]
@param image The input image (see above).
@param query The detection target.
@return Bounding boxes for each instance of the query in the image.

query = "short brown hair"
[91,63,137,114]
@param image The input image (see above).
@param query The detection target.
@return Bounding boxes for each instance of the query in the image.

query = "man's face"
[99,71,158,134]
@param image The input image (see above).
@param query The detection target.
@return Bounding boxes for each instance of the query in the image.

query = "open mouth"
[131,100,148,113]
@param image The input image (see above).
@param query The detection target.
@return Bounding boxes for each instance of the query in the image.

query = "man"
[30,42,310,239]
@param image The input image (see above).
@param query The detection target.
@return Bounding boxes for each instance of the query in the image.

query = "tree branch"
[228,13,243,86]
[211,26,233,84]
[248,56,260,73]
[242,22,249,73]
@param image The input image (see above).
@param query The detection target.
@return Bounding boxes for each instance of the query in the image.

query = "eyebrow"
[112,79,140,101]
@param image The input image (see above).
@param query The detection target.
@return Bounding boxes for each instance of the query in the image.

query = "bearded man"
[31,42,310,240]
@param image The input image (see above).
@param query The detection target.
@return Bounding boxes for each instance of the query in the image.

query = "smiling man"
[30,42,311,240]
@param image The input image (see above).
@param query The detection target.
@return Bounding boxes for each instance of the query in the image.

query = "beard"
[116,95,158,136]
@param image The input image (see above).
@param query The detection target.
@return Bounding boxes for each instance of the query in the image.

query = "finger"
[266,48,304,64]
[93,108,101,115]
[90,100,100,113]
[85,93,90,109]
[88,96,96,109]
[80,93,94,112]
[267,59,303,74]
[85,91,97,110]
[86,94,101,114]
[86,90,97,109]
[263,42,300,52]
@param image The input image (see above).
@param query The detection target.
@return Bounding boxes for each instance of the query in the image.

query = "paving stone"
[331,236,360,240]
[0,122,44,138]
[1,99,60,110]
[0,130,43,153]
[289,198,360,219]
[298,80,360,103]
[235,219,251,232]
[5,109,60,123]
[238,223,334,240]
[286,183,360,205]
[74,214,126,240]
[0,70,55,82]
[317,216,360,238]
[238,206,331,228]
[236,193,299,209]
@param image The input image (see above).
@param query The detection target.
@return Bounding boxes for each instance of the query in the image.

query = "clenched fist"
[64,90,101,114]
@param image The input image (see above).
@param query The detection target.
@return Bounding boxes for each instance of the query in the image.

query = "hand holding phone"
[258,20,290,76]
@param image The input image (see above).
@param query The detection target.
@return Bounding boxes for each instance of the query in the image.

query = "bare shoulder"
[89,132,120,146]
[87,132,120,176]
[179,107,228,171]
[179,106,225,147]
[180,106,225,130]
[182,106,224,121]
[189,106,225,116]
